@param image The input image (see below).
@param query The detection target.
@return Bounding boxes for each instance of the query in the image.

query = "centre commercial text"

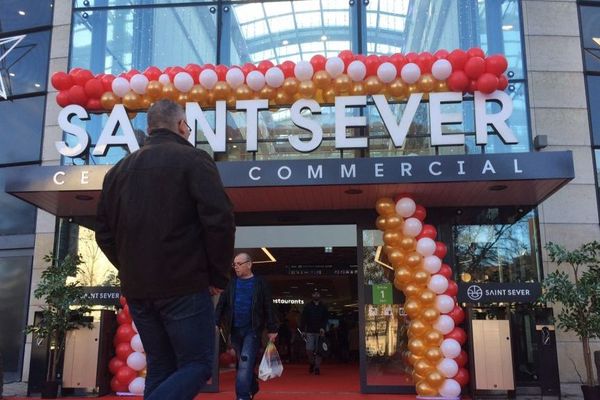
[56,91,516,158]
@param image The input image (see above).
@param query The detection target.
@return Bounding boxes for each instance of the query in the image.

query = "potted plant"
[25,254,92,398]
[541,241,600,400]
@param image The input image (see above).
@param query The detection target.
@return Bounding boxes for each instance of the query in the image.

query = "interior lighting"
[320,35,327,41]
[282,40,289,45]
[18,10,26,16]
[34,83,41,88]
[9,73,15,77]
[502,25,513,31]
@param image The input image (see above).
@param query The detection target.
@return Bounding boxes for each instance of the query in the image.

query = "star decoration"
[0,34,26,100]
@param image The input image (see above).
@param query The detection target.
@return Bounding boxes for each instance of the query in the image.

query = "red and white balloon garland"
[375,196,469,398]
[109,296,146,396]
[50,48,509,113]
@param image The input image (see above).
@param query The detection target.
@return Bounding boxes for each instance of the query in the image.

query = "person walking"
[96,99,235,400]
[215,253,278,400]
[301,289,329,375]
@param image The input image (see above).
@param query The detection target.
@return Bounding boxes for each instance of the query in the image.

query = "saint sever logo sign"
[458,282,542,303]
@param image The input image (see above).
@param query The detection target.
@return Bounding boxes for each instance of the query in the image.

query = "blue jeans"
[128,290,215,400]
[230,325,260,400]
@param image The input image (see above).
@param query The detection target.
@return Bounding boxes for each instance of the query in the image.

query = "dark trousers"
[230,325,260,400]
[128,290,215,400]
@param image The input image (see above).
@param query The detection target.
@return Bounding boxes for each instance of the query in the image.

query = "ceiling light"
[489,184,508,191]
[320,35,327,41]
[232,145,237,148]
[18,10,26,16]
[9,73,15,77]
[282,40,289,45]
[502,25,513,31]
[34,83,41,88]
[594,38,600,47]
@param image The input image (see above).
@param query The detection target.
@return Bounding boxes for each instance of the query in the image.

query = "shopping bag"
[258,342,284,381]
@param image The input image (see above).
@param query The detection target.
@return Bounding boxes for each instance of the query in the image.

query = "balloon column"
[109,296,146,395]
[375,196,468,398]
[50,49,509,112]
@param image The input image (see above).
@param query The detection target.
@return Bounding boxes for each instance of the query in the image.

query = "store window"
[0,96,45,164]
[0,0,53,34]
[0,168,37,235]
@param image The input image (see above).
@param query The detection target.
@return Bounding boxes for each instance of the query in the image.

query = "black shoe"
[309,364,314,373]
[314,368,320,375]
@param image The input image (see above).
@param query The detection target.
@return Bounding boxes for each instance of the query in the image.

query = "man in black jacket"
[215,253,278,400]
[301,289,329,375]
[96,100,235,400]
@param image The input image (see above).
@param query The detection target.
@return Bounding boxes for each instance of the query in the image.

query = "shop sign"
[81,286,121,305]
[55,91,515,158]
[457,282,542,303]
[372,283,393,305]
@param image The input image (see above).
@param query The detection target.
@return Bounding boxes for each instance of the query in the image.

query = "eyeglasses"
[232,260,250,268]
[180,120,192,133]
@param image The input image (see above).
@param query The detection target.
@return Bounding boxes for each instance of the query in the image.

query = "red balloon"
[123,304,130,318]
[446,49,469,70]
[454,367,470,386]
[167,66,185,82]
[448,305,466,325]
[434,49,449,59]
[467,47,485,58]
[445,327,467,345]
[477,72,499,94]
[67,85,87,106]
[72,69,94,86]
[240,62,256,77]
[51,72,73,91]
[215,64,228,81]
[115,366,137,386]
[498,75,509,90]
[68,67,82,76]
[405,52,418,63]
[310,55,326,72]
[417,224,437,240]
[390,53,407,71]
[467,80,478,94]
[258,60,274,74]
[444,280,458,297]
[338,50,355,70]
[110,376,129,393]
[115,342,133,361]
[125,69,140,80]
[464,57,485,80]
[202,63,216,71]
[185,64,202,84]
[119,296,127,307]
[56,91,70,107]
[86,98,102,110]
[279,61,295,78]
[84,79,104,99]
[417,52,435,74]
[144,66,162,81]
[485,55,508,76]
[434,242,447,259]
[100,74,116,92]
[355,54,367,64]
[109,357,126,375]
[116,309,132,325]
[412,205,427,221]
[438,263,453,279]
[447,71,469,92]
[115,324,136,344]
[454,350,468,367]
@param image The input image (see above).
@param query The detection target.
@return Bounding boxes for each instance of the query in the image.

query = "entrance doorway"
[218,225,361,396]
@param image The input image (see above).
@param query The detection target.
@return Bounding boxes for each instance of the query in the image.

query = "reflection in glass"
[0,167,36,235]
[453,211,540,283]
[0,96,45,164]
[69,226,119,286]
[0,0,53,33]
[1,31,51,97]
[587,76,600,145]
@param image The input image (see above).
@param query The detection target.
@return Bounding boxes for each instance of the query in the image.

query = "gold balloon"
[189,85,207,103]
[375,197,396,216]
[313,70,331,90]
[365,76,383,95]
[389,78,408,99]
[416,381,438,397]
[127,111,137,120]
[139,369,147,378]
[383,231,401,246]
[323,87,336,103]
[426,371,445,389]
[260,86,276,101]
[161,83,177,100]
[383,245,396,255]
[226,96,237,109]
[394,268,411,287]
[389,249,406,266]
[404,299,421,319]
[275,89,292,105]
[351,82,366,96]
[424,330,443,346]
[100,92,118,110]
[422,308,440,323]
[140,96,152,109]
[414,270,429,285]
[406,253,422,268]
[386,215,403,230]
[435,80,449,92]
[123,91,141,110]
[404,283,420,298]
[375,216,388,231]
[408,319,428,337]
[400,237,417,251]
[418,74,435,93]
[236,84,252,101]
[314,89,325,104]
[419,289,436,304]
[213,82,231,101]
[414,359,433,376]
[298,80,316,98]
[146,81,163,98]
[334,74,352,94]
[176,93,189,106]
[282,78,300,95]
[412,370,426,383]
[408,338,426,356]
[204,92,215,108]
[407,83,419,96]
[424,347,444,363]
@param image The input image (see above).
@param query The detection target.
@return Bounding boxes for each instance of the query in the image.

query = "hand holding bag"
[258,342,284,381]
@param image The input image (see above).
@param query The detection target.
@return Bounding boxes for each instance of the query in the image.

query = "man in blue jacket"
[216,253,278,400]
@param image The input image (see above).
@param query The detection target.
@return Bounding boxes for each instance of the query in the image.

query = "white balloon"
[129,74,149,95]
[402,217,422,238]
[428,274,449,294]
[246,70,266,91]
[126,351,147,371]
[111,77,130,98]
[439,378,462,398]
[435,295,455,314]
[132,320,138,333]
[265,67,285,88]
[294,60,314,81]
[416,238,436,257]
[199,69,218,90]
[423,255,442,274]
[401,63,421,84]
[440,338,462,359]
[130,334,144,353]
[437,358,459,378]
[347,60,366,82]
[325,57,344,78]
[433,315,455,335]
[377,62,397,83]
[158,73,170,85]
[432,59,453,81]
[128,377,145,395]
[226,68,245,89]
[395,197,416,218]
[173,72,194,93]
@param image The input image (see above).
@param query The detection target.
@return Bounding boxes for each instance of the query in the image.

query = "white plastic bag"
[258,342,283,381]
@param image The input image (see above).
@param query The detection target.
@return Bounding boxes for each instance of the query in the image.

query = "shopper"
[96,99,235,400]
[301,289,329,375]
[216,253,278,400]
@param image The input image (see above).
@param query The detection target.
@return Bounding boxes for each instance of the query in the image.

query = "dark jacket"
[95,129,235,299]
[215,276,278,336]
[301,301,329,333]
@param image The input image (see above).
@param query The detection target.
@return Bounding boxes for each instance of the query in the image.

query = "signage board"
[81,286,121,306]
[372,283,393,305]
[458,282,542,303]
